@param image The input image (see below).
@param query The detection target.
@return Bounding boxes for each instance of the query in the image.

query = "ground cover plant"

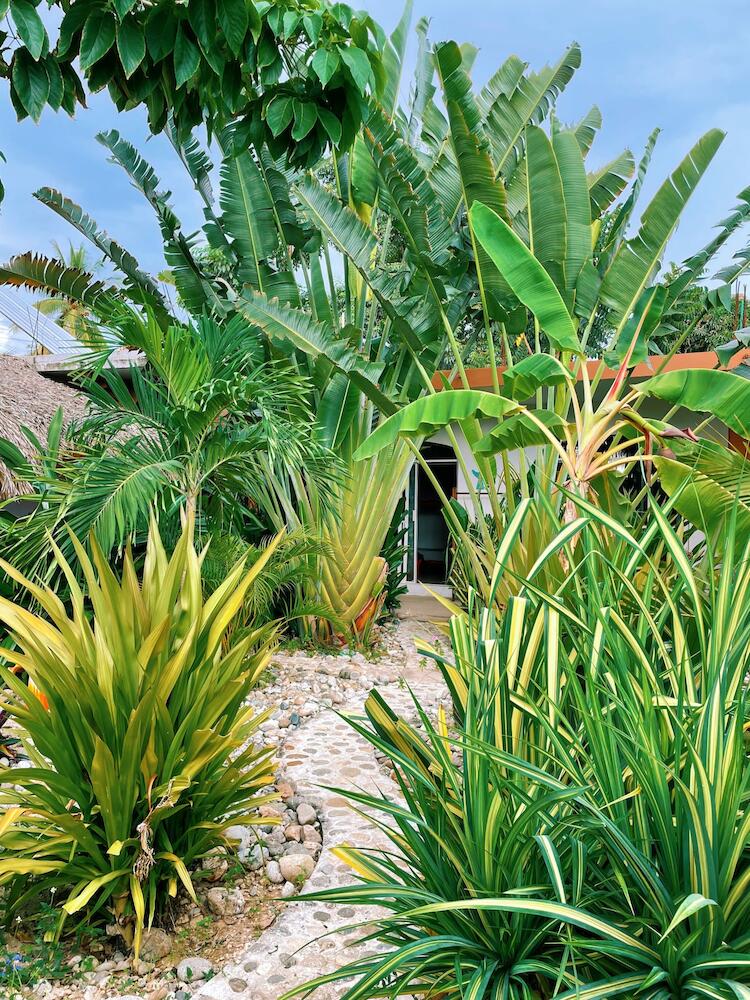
[0,513,282,955]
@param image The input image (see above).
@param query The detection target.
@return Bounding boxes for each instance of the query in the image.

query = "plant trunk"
[312,443,412,644]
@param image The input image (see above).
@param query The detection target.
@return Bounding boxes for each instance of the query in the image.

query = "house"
[402,349,750,595]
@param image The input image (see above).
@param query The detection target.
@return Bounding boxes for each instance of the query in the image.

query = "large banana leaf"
[502,354,572,400]
[526,125,566,293]
[354,389,518,460]
[33,186,165,307]
[475,410,566,454]
[435,41,514,322]
[219,148,280,293]
[552,129,591,301]
[483,42,582,177]
[587,150,635,217]
[470,202,581,352]
[238,289,395,416]
[0,253,118,310]
[654,438,750,538]
[639,368,750,437]
[600,129,724,333]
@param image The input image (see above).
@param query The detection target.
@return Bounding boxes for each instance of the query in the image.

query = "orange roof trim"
[435,349,750,391]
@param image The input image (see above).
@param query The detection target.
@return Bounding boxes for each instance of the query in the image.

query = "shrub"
[289,500,750,998]
[0,513,283,954]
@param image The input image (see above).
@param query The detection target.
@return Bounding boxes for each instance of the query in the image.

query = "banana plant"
[353,118,750,609]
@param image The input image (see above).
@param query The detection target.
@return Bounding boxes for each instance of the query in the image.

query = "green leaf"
[311,48,340,88]
[292,100,317,141]
[606,284,667,368]
[116,18,146,78]
[11,48,49,122]
[355,390,519,460]
[525,125,566,294]
[79,12,116,72]
[317,108,342,146]
[470,201,582,353]
[588,149,635,217]
[640,368,750,438]
[173,26,200,88]
[145,11,176,62]
[187,0,214,49]
[266,95,293,137]
[654,438,750,538]
[475,410,566,455]
[339,45,372,93]
[238,289,395,416]
[552,128,591,300]
[10,0,47,60]
[217,0,248,55]
[502,354,571,400]
[302,12,323,44]
[659,893,717,941]
[600,129,724,333]
[219,148,278,290]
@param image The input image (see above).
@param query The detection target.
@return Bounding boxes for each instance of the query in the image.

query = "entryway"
[404,443,458,590]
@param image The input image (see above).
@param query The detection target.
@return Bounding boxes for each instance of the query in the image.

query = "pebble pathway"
[194,621,449,1000]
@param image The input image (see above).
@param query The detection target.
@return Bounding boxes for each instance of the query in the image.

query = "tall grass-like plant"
[289,498,750,998]
[0,514,282,954]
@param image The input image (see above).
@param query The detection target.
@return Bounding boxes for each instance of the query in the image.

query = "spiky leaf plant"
[286,499,750,998]
[0,513,282,955]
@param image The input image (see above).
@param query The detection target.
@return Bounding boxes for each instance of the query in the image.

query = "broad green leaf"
[217,0,248,55]
[79,12,116,71]
[311,48,340,88]
[266,95,293,137]
[11,0,47,60]
[526,125,566,293]
[606,284,667,367]
[640,368,750,437]
[11,48,49,121]
[654,439,750,537]
[116,18,146,78]
[173,25,200,88]
[475,410,566,455]
[600,129,724,332]
[553,128,591,299]
[502,354,571,400]
[339,46,373,93]
[292,100,317,141]
[483,42,582,176]
[470,202,582,352]
[355,390,519,460]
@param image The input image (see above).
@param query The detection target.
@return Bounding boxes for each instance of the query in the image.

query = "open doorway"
[416,460,457,583]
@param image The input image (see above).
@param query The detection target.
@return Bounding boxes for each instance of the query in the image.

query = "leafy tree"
[0,0,383,167]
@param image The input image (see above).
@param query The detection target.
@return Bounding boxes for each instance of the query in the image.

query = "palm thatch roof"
[0,355,87,500]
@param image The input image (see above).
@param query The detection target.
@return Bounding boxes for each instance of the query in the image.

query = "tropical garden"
[0,0,749,997]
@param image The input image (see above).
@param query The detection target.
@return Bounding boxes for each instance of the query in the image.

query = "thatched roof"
[0,355,87,500]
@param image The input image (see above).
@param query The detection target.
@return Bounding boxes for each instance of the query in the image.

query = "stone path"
[194,622,448,1000]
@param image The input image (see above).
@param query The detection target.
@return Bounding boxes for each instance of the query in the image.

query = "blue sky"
[1,0,749,302]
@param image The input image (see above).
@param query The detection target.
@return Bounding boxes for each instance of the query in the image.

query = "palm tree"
[0,307,340,587]
[33,242,105,343]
